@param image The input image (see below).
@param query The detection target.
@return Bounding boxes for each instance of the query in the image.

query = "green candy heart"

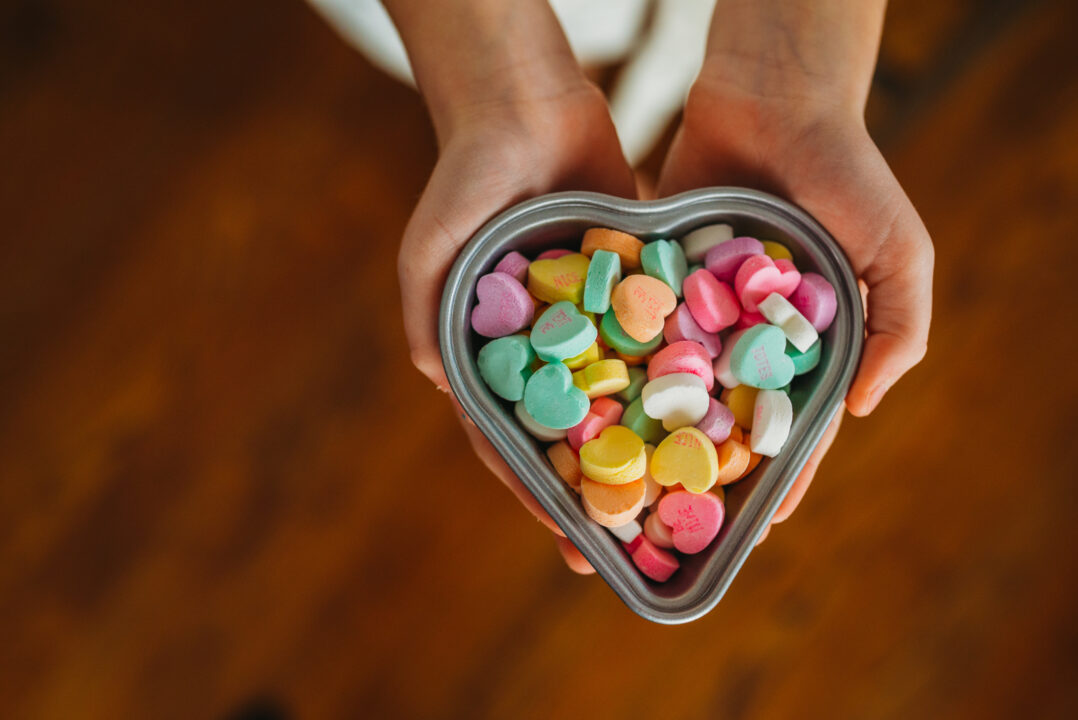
[477,334,536,401]
[730,324,796,389]
[582,249,622,314]
[787,339,821,375]
[599,310,664,357]
[640,239,688,297]
[530,301,598,362]
[621,397,668,445]
[523,362,591,430]
[616,366,648,403]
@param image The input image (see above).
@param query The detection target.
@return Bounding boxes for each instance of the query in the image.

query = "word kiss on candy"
[471,224,837,583]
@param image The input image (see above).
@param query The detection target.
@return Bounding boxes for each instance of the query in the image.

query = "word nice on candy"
[470,224,841,583]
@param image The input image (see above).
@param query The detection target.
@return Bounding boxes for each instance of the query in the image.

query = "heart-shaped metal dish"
[439,187,863,624]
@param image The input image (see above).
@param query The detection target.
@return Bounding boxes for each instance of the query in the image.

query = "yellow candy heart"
[652,427,719,493]
[761,240,793,262]
[527,253,591,304]
[580,425,647,485]
[572,359,630,399]
[563,341,601,370]
[721,385,759,429]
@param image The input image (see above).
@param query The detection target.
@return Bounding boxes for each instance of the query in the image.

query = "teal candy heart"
[582,249,622,314]
[621,397,668,445]
[787,339,821,375]
[730,324,796,389]
[477,334,536,401]
[530,301,598,362]
[523,362,590,430]
[640,239,688,297]
[599,309,664,357]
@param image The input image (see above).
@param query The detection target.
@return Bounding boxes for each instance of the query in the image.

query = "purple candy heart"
[663,303,722,358]
[704,236,765,284]
[695,397,735,444]
[471,272,534,338]
[789,272,838,332]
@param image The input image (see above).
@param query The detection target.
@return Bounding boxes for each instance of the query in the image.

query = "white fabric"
[307,0,716,165]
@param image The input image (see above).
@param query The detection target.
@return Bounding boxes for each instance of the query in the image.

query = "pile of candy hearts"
[472,225,836,581]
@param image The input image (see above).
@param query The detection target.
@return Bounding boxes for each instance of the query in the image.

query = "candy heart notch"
[523,362,590,430]
[658,490,725,554]
[530,301,598,362]
[730,324,796,389]
[471,272,535,338]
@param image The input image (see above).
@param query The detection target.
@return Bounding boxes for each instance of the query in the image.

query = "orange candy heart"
[610,275,677,343]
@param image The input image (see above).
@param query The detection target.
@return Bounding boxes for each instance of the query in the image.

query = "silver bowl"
[439,187,863,624]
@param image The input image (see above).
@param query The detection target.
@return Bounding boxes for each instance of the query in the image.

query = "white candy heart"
[608,519,643,543]
[750,389,793,457]
[680,223,733,263]
[758,292,819,353]
[640,373,711,431]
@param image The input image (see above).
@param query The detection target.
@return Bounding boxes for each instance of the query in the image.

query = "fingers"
[845,206,934,416]
[755,525,771,546]
[555,535,596,574]
[772,408,843,524]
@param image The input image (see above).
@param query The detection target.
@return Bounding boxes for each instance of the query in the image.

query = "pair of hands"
[398,70,932,573]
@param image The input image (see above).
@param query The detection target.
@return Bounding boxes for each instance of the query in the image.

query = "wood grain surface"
[1,0,1076,718]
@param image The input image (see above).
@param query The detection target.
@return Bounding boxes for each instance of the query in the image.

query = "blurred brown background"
[2,0,1077,718]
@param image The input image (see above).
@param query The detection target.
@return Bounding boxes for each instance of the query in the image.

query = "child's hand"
[398,88,636,573]
[658,80,933,538]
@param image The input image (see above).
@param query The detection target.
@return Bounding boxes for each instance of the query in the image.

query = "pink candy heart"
[789,272,838,332]
[657,490,724,555]
[734,255,802,313]
[663,303,722,358]
[470,271,534,338]
[704,236,765,283]
[648,340,714,391]
[683,269,740,333]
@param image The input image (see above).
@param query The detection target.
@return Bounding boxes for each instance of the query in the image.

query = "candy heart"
[530,301,598,362]
[471,271,535,338]
[630,537,680,582]
[580,476,646,527]
[651,427,719,493]
[734,310,768,330]
[568,397,624,450]
[582,249,622,314]
[579,425,647,484]
[640,372,710,431]
[751,389,793,457]
[493,250,530,283]
[640,444,662,507]
[683,269,740,332]
[640,239,689,296]
[608,519,643,544]
[648,340,714,391]
[523,362,590,430]
[527,252,591,304]
[758,292,819,352]
[610,275,678,343]
[563,341,601,370]
[787,339,822,375]
[695,397,735,444]
[572,358,630,398]
[734,255,802,312]
[715,436,751,484]
[658,490,725,554]
[730,324,796,389]
[514,400,567,442]
[704,236,765,283]
[760,240,793,261]
[720,384,759,429]
[621,396,668,445]
[616,366,648,403]
[477,334,535,401]
[713,328,748,389]
[581,228,645,270]
[663,303,722,358]
[535,248,573,260]
[788,272,838,332]
[599,309,664,356]
[546,440,582,490]
[644,511,676,548]
[680,223,733,263]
